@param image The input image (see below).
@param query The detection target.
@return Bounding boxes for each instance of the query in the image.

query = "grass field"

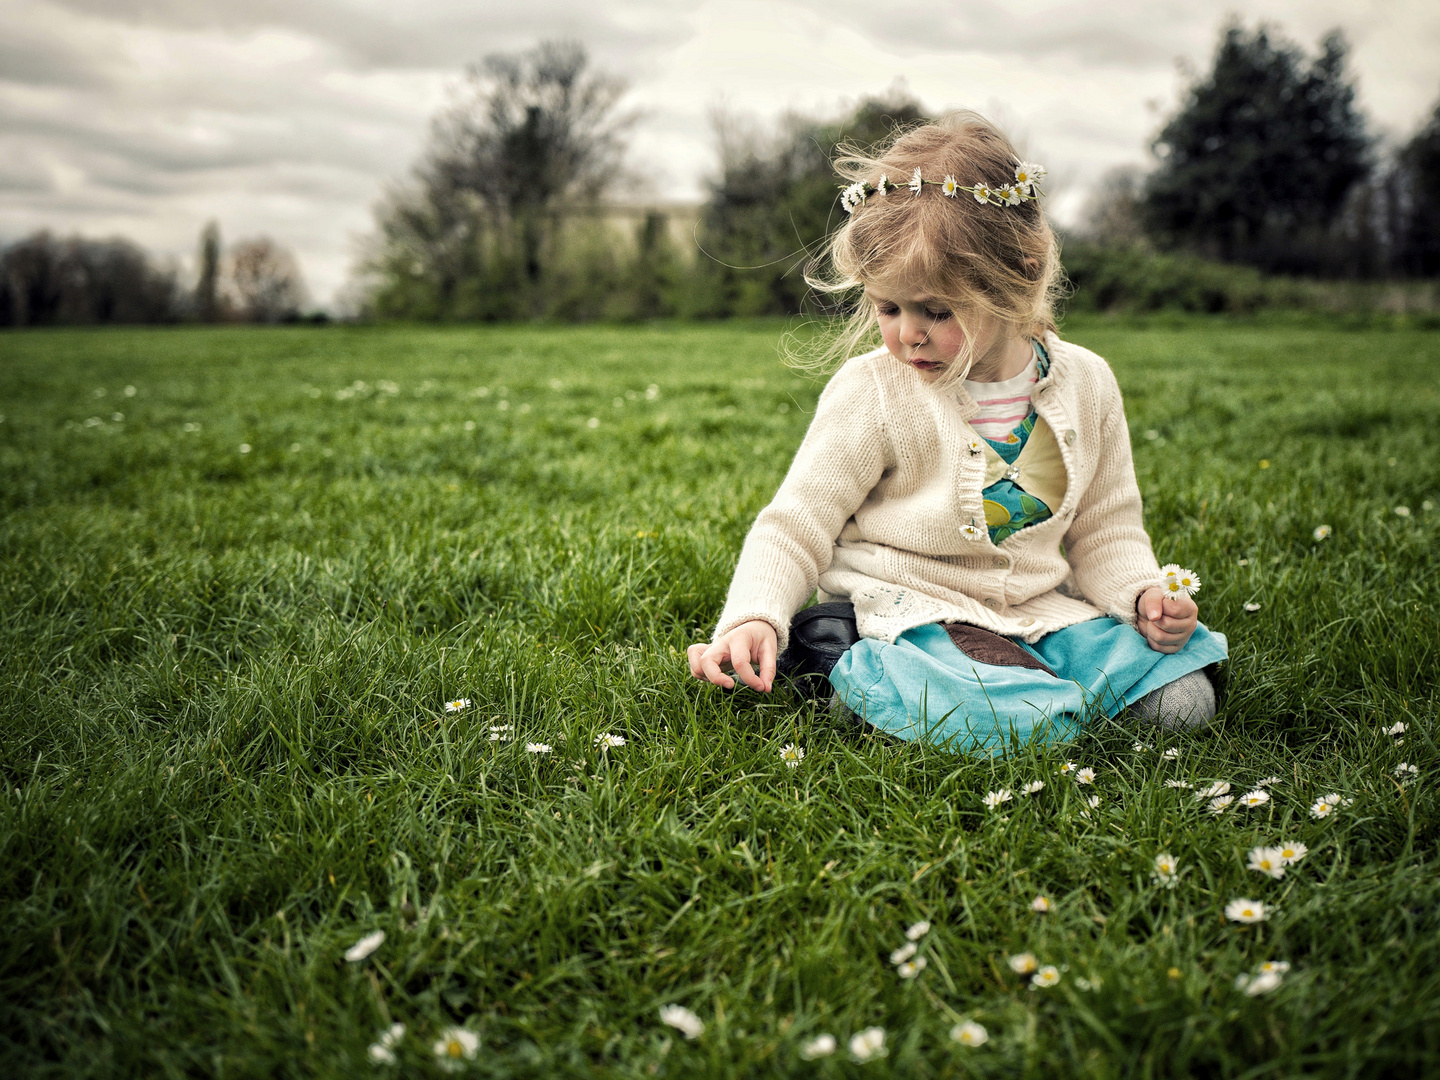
[1,316,1438,1078]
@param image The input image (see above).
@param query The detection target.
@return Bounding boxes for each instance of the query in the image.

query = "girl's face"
[868,287,980,380]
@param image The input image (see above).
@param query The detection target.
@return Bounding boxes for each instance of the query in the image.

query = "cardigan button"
[1019,617,1035,627]
[984,597,1001,610]
[1064,429,1077,445]
[993,555,1009,568]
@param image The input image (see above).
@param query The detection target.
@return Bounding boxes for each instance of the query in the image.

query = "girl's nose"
[899,314,928,348]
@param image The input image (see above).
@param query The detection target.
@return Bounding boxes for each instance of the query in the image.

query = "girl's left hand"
[1135,588,1197,653]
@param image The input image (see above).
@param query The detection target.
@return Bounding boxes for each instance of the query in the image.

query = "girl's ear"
[1022,257,1040,274]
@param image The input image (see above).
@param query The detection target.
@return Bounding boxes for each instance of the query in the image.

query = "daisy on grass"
[896,957,928,979]
[1256,776,1282,787]
[659,1004,704,1040]
[1163,748,1180,760]
[1394,762,1418,784]
[1238,969,1284,996]
[1075,767,1096,785]
[983,789,1012,810]
[1022,780,1045,795]
[1085,795,1102,810]
[800,1034,837,1060]
[1209,796,1235,814]
[1310,794,1340,819]
[779,744,805,768]
[951,1020,989,1047]
[1058,761,1078,776]
[1239,789,1270,808]
[905,920,931,941]
[1247,846,1286,879]
[1225,898,1269,924]
[367,1022,405,1065]
[444,699,470,713]
[1259,960,1291,975]
[942,174,960,197]
[1031,895,1051,912]
[1313,524,1332,541]
[1008,952,1038,975]
[488,723,513,743]
[1153,852,1179,888]
[849,1027,887,1062]
[432,1028,479,1071]
[1276,841,1308,865]
[595,733,626,749]
[890,942,917,965]
[1244,602,1263,612]
[1032,965,1061,988]
[1133,741,1153,752]
[1159,565,1202,596]
[1164,779,1194,789]
[1384,721,1406,738]
[1196,782,1231,801]
[524,742,551,754]
[344,930,385,962]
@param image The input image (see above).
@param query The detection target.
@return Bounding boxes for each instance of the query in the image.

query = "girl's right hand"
[687,620,778,693]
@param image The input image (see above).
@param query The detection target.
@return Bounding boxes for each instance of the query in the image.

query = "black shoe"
[775,601,859,699]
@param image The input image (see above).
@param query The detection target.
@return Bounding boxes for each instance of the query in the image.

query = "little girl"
[687,112,1226,749]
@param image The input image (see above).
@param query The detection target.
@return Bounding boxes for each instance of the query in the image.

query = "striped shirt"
[963,357,1039,443]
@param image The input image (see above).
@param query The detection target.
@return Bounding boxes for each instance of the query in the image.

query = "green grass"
[1,316,1437,1078]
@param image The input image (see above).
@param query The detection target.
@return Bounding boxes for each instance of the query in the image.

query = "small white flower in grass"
[779,744,805,768]
[1241,969,1284,996]
[849,1027,887,1062]
[488,724,513,743]
[1058,761,1077,776]
[1225,898,1268,923]
[1164,779,1193,789]
[1163,748,1180,760]
[1276,841,1307,865]
[1256,776,1282,787]
[1244,602,1262,613]
[983,789,1012,810]
[941,174,960,197]
[239,443,251,454]
[1247,846,1286,879]
[1022,780,1045,795]
[1031,895,1051,912]
[344,930,385,962]
[1196,782,1231,800]
[951,1020,989,1047]
[905,920,931,941]
[1384,721,1407,737]
[444,699,470,713]
[1153,852,1179,887]
[595,733,626,749]
[908,167,924,194]
[1395,762,1418,784]
[1395,505,1411,517]
[890,942,917,965]
[1259,960,1291,975]
[1313,525,1332,541]
[659,1005,704,1040]
[1008,952,1038,975]
[1209,796,1235,814]
[368,1023,405,1065]
[896,957,927,978]
[432,1028,479,1070]
[525,742,551,754]
[1239,789,1270,808]
[800,1034,837,1060]
[1310,793,1345,818]
[1032,965,1060,988]
[1085,795,1101,810]
[1133,741,1152,752]
[1075,767,1096,785]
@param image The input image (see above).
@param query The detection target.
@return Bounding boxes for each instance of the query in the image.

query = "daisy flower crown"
[841,161,1046,213]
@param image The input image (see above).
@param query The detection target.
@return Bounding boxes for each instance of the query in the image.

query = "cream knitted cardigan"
[714,332,1162,653]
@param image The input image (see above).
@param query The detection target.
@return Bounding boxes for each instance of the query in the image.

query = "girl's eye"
[876,304,899,316]
[925,308,952,321]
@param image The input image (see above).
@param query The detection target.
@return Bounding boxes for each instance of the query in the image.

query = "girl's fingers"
[687,643,708,679]
[757,631,777,690]
[699,645,736,689]
[730,638,762,691]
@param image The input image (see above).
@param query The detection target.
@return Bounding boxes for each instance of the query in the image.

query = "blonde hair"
[791,110,1063,383]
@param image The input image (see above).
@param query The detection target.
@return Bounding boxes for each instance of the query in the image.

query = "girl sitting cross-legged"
[687,111,1226,750]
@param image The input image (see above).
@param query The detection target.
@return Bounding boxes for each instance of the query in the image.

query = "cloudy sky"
[3,0,1437,307]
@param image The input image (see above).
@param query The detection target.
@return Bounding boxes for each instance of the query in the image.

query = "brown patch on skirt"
[944,622,1057,677]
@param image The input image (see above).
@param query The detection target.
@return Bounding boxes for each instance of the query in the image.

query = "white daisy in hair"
[942,175,960,197]
[971,181,993,203]
[1014,161,1046,192]
[996,182,1022,205]
[909,166,924,194]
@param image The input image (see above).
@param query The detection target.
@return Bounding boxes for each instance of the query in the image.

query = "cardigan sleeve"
[1061,366,1160,628]
[713,360,888,653]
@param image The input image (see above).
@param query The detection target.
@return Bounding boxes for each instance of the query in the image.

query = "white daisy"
[1276,841,1308,865]
[905,920,932,941]
[1384,721,1407,737]
[779,744,805,768]
[1395,762,1418,784]
[1163,748,1180,760]
[525,742,552,754]
[982,789,1013,810]
[1259,960,1292,975]
[1008,952,1038,975]
[1014,161,1046,192]
[488,724,513,743]
[961,522,983,540]
[909,167,924,194]
[1209,796,1235,814]
[1164,779,1194,789]
[1022,780,1045,795]
[344,930,385,963]
[1196,782,1231,800]
[1133,742,1153,752]
[1244,602,1263,612]
[1153,852,1179,888]
[1225,898,1268,923]
[595,733,626,749]
[1031,895,1051,912]
[951,1020,989,1047]
[1058,761,1078,776]
[996,182,1022,205]
[889,942,917,965]
[966,437,984,455]
[659,1004,705,1040]
[432,1027,479,1070]
[1032,965,1060,988]
[1241,969,1284,996]
[876,173,889,195]
[896,957,927,979]
[800,1034,837,1060]
[1247,846,1286,879]
[840,181,867,213]
[1256,776,1282,787]
[849,1027,887,1062]
[444,699,470,713]
[971,181,993,203]
[942,174,960,197]
[1313,524,1332,540]
[1239,789,1270,808]
[1075,767,1096,785]
[1086,795,1101,809]
[1395,505,1411,517]
[367,1022,405,1065]
[1310,794,1343,819]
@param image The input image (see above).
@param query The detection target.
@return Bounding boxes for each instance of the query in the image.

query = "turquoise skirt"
[828,618,1228,753]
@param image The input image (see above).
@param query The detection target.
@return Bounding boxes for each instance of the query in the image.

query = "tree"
[224,237,307,323]
[1,232,179,326]
[1143,23,1371,273]
[1396,96,1440,276]
[195,221,222,322]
